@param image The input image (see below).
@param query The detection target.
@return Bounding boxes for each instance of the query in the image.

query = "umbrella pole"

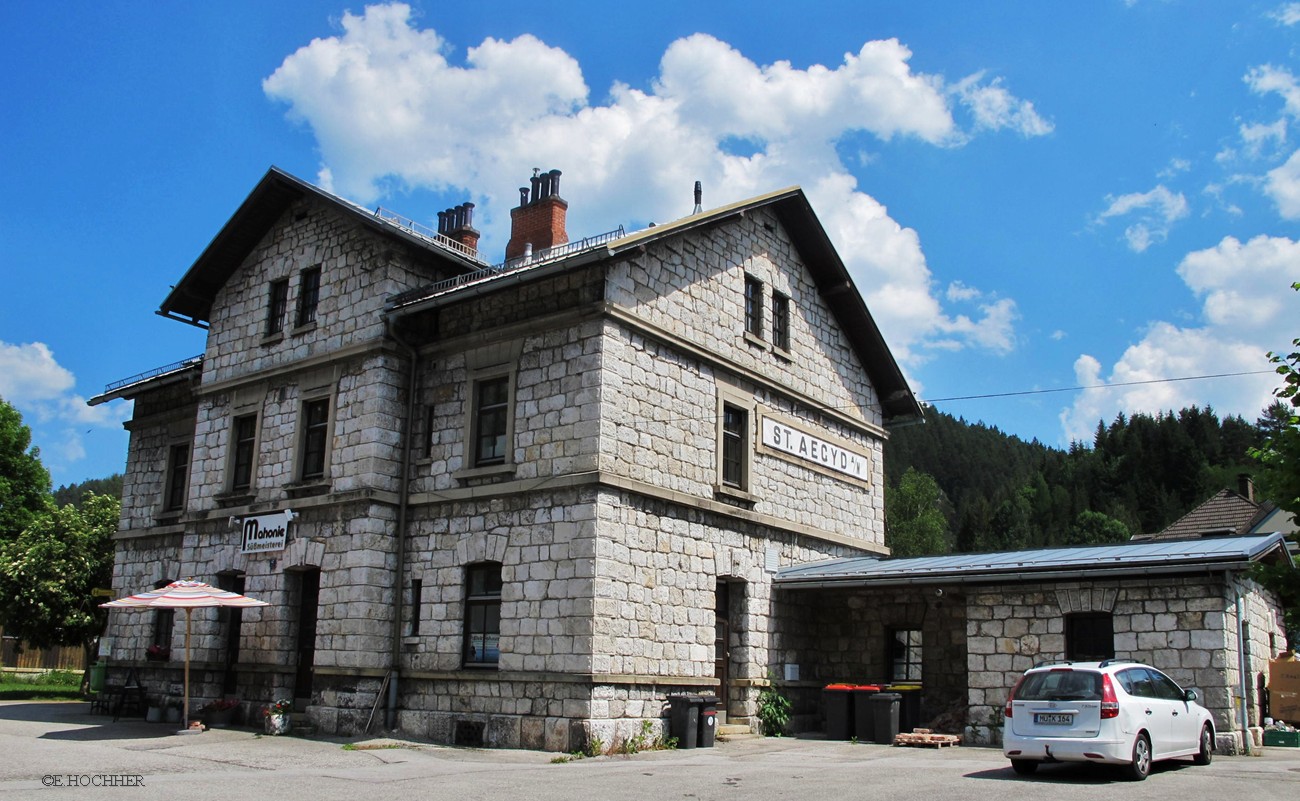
[183,609,192,731]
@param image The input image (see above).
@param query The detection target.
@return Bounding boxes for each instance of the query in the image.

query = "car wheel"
[1124,733,1152,781]
[1193,725,1213,766]
[1010,759,1038,776]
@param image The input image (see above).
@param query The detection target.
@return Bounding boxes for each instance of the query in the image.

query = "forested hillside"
[883,404,1277,554]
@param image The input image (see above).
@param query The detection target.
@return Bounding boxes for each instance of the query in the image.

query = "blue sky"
[3,1,1299,487]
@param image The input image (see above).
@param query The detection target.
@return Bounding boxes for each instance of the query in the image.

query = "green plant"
[757,686,792,736]
[584,735,604,758]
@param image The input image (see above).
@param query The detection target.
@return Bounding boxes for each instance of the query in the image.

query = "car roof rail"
[1033,660,1074,668]
[1097,658,1139,668]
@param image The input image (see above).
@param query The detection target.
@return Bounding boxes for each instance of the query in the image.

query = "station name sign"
[240,510,294,554]
[760,416,869,483]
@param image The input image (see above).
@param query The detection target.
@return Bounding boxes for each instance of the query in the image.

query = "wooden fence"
[0,629,86,672]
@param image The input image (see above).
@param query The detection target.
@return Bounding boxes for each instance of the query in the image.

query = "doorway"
[715,581,731,724]
[216,571,245,696]
[292,568,320,706]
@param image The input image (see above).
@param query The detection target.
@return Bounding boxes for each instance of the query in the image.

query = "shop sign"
[240,510,294,554]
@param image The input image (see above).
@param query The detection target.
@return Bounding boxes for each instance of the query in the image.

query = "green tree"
[1250,282,1300,641]
[0,396,51,543]
[1064,510,1130,546]
[885,468,951,557]
[0,493,119,658]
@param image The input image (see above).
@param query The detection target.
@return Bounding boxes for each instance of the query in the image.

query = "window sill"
[461,662,501,670]
[153,509,185,524]
[772,345,793,362]
[453,463,516,481]
[285,480,330,499]
[743,331,768,350]
[290,321,318,336]
[214,490,256,509]
[713,484,758,507]
[260,332,284,347]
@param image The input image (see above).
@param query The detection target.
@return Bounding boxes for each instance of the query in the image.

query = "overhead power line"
[921,369,1276,405]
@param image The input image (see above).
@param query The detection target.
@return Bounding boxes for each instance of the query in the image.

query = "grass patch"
[0,670,84,701]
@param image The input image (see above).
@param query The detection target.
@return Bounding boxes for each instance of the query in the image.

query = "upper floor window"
[473,376,510,466]
[230,414,258,492]
[772,291,790,352]
[721,404,748,489]
[164,443,189,512]
[744,275,764,338]
[296,266,321,328]
[300,398,330,480]
[463,563,502,666]
[266,279,289,336]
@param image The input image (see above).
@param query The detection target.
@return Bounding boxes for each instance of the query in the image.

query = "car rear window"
[1015,670,1102,701]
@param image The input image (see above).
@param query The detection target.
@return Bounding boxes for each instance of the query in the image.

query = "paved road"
[2,701,1297,800]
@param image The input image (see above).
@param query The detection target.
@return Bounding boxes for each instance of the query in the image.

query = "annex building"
[91,166,921,749]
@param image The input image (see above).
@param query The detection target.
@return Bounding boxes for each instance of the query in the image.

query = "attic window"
[296,266,322,328]
[266,279,289,336]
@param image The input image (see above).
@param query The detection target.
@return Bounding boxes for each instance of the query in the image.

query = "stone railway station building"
[92,167,920,749]
[93,167,1291,753]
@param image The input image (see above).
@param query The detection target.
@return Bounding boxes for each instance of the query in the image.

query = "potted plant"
[263,698,292,735]
[145,644,170,662]
[200,698,240,728]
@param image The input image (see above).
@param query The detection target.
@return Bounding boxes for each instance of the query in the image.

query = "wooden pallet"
[893,729,961,748]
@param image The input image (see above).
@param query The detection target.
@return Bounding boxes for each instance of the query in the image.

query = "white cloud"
[264,3,1052,363]
[951,72,1054,138]
[0,340,131,475]
[1266,149,1300,218]
[1060,235,1300,443]
[1095,185,1190,251]
[1271,3,1300,26]
[1246,65,1300,119]
[1158,157,1191,179]
[1240,119,1288,157]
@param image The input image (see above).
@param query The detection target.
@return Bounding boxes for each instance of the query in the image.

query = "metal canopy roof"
[775,533,1294,589]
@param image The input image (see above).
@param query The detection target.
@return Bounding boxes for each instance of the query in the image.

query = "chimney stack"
[1237,473,1255,503]
[505,168,568,261]
[436,202,480,254]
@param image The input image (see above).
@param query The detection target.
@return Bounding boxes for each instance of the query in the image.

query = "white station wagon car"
[1003,660,1215,780]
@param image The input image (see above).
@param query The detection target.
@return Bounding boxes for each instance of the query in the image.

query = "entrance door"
[217,572,245,695]
[715,581,730,724]
[293,568,320,706]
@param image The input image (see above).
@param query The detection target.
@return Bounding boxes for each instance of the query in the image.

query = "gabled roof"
[158,167,485,327]
[774,533,1294,589]
[387,185,923,422]
[1135,488,1277,541]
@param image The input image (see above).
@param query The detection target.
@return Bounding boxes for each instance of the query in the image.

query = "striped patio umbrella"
[101,579,269,731]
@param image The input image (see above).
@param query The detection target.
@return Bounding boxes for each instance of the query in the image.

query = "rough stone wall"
[400,486,598,675]
[604,209,882,432]
[962,576,1287,747]
[187,352,406,510]
[598,322,883,541]
[118,382,197,532]
[200,198,455,387]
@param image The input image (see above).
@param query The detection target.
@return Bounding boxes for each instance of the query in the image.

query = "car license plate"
[1035,713,1073,726]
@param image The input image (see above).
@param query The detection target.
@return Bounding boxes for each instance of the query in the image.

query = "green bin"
[88,660,107,694]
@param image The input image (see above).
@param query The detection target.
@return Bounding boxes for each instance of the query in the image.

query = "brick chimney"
[1238,473,1255,503]
[505,169,567,261]
[436,203,480,255]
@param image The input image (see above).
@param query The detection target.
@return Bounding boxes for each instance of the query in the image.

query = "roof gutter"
[775,559,1265,590]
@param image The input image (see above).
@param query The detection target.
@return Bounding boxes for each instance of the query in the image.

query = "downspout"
[385,317,419,730]
[1232,572,1252,755]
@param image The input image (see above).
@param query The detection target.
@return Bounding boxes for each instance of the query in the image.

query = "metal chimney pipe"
[693,181,703,214]
[519,187,530,207]
[530,174,541,203]
[461,202,474,228]
[549,169,562,196]
[436,210,448,234]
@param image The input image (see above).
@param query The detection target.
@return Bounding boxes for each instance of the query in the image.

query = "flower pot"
[264,713,291,736]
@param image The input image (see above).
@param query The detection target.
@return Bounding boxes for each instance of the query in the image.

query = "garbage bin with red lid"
[823,684,858,740]
[852,685,882,742]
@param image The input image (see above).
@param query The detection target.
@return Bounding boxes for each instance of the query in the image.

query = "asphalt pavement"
[2,701,1298,800]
